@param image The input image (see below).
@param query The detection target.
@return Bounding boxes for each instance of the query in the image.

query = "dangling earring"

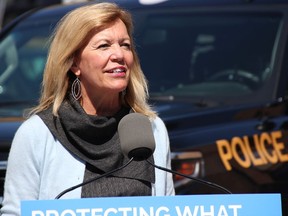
[71,77,81,100]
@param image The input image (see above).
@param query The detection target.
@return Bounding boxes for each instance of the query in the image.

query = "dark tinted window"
[0,16,58,105]
[0,10,282,111]
[134,12,281,105]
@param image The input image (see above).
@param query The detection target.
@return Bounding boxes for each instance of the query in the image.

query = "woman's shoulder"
[10,115,55,159]
[20,114,46,128]
[15,114,50,138]
[151,116,167,133]
[151,115,169,146]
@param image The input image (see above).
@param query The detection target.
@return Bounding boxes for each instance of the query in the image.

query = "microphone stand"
[146,159,232,194]
[55,157,134,199]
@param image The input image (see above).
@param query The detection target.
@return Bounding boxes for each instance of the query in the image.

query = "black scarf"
[38,95,155,197]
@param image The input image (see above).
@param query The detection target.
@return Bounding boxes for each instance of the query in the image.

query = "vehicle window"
[0,11,282,109]
[134,12,281,106]
[0,17,56,103]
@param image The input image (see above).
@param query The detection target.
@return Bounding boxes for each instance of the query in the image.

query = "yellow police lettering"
[271,131,288,162]
[231,137,251,168]
[253,134,268,165]
[216,131,288,171]
[216,140,233,171]
[243,135,266,166]
[259,132,278,164]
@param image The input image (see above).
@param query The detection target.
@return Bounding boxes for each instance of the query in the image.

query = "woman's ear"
[70,57,80,76]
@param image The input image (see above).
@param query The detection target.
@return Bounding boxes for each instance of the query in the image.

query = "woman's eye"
[122,43,131,50]
[98,43,110,49]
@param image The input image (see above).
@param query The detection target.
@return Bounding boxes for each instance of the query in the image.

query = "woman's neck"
[81,95,121,116]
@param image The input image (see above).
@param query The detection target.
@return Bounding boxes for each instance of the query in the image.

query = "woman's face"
[71,19,133,99]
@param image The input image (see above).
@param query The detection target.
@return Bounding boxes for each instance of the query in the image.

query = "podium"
[21,193,282,216]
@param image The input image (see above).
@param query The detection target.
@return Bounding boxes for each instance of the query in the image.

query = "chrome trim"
[171,151,205,188]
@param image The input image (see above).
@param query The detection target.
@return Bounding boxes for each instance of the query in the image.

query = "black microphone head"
[118,113,155,160]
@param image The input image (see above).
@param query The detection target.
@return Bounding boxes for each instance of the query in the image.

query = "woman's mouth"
[107,67,126,74]
[106,67,127,78]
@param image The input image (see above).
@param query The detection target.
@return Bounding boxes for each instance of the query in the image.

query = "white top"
[1,115,175,216]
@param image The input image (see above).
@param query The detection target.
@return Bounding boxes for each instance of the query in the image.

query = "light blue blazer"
[1,115,175,216]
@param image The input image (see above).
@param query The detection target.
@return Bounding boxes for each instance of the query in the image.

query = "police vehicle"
[0,0,288,214]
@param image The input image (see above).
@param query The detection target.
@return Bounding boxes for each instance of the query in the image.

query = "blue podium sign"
[21,193,282,216]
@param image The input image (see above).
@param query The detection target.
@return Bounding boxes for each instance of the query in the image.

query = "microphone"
[55,157,134,199]
[118,113,232,194]
[118,112,155,160]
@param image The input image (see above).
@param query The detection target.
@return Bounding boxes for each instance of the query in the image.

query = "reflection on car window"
[0,10,282,109]
[0,18,56,104]
[135,13,281,105]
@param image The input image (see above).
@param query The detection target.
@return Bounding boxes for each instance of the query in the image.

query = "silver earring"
[71,77,81,100]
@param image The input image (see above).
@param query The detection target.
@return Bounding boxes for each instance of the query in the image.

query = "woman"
[1,2,174,215]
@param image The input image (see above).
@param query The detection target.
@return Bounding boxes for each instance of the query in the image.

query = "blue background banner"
[21,193,282,216]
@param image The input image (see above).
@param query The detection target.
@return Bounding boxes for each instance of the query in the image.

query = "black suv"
[0,0,288,214]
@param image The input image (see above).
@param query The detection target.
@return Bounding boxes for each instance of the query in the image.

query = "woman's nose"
[110,45,124,61]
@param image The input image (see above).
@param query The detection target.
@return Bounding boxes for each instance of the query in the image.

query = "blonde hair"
[29,2,157,118]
